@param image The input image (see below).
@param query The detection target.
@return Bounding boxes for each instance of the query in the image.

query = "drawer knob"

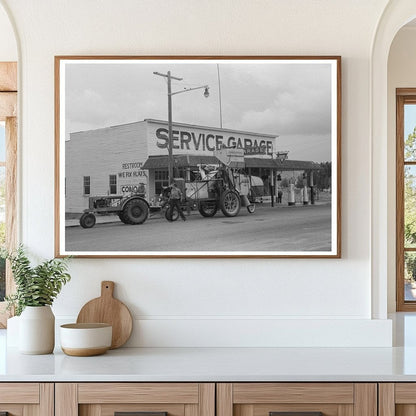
[115,412,168,416]
[270,413,323,416]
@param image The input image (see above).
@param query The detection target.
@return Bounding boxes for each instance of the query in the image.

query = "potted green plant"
[4,246,71,354]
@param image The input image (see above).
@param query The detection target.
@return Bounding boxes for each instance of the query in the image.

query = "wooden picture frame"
[55,56,341,258]
[0,61,17,326]
[396,88,416,310]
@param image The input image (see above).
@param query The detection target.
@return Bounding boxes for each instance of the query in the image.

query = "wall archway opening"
[371,1,416,322]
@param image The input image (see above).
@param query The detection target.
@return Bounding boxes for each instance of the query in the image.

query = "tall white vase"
[19,306,55,354]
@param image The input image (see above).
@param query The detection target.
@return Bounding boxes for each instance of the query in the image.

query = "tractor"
[79,194,149,228]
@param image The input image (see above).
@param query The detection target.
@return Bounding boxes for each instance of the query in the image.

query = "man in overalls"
[168,182,186,221]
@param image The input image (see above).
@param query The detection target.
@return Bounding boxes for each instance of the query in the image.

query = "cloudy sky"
[64,59,334,162]
[406,105,416,138]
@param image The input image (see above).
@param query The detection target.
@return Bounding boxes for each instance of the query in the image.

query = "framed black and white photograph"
[55,56,341,258]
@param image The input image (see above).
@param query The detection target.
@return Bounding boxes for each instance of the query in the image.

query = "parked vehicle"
[159,163,260,222]
[188,164,257,216]
[79,194,149,228]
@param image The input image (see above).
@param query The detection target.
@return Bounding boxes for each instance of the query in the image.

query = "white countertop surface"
[3,345,416,382]
[3,313,416,382]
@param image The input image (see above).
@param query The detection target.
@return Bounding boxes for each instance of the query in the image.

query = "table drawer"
[217,383,376,416]
[56,383,215,416]
[0,383,53,416]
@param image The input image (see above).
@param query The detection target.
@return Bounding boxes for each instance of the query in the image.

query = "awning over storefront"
[142,155,217,169]
[245,158,277,169]
[142,154,321,171]
[273,159,321,171]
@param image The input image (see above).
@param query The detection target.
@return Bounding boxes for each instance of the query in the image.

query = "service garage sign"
[146,120,277,159]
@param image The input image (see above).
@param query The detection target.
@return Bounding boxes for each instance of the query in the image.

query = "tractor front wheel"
[220,190,241,217]
[122,199,149,225]
[79,213,96,228]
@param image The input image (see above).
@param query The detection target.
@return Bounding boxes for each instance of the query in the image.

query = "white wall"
[0,0,394,347]
[387,26,416,312]
[0,3,16,62]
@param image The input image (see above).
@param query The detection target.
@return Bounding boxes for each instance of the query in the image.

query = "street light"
[154,70,209,184]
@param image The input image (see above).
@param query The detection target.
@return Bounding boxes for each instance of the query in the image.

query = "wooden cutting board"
[76,281,133,349]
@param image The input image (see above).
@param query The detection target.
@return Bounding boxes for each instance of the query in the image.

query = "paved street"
[65,203,332,253]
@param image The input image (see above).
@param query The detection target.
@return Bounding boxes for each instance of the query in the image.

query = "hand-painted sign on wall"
[118,161,147,195]
[155,127,274,155]
[118,162,147,178]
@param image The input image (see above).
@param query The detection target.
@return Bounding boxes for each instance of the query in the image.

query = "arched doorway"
[388,22,416,312]
[371,1,416,318]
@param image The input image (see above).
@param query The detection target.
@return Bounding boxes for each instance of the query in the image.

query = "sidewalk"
[66,214,120,227]
[255,195,330,206]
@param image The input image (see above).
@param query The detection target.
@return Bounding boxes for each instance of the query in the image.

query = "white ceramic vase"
[19,306,55,354]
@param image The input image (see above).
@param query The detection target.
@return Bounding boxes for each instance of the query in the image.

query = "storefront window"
[109,174,117,194]
[155,169,169,195]
[83,176,90,195]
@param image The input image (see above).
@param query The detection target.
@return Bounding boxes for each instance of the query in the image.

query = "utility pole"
[154,71,209,186]
[217,64,223,128]
[153,71,183,185]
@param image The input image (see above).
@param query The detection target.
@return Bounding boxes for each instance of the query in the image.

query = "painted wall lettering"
[155,127,274,154]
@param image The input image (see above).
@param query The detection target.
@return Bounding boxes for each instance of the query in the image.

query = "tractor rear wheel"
[198,201,218,217]
[79,213,96,228]
[220,190,241,217]
[122,199,149,225]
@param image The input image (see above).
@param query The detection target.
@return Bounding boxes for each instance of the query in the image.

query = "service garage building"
[65,119,319,215]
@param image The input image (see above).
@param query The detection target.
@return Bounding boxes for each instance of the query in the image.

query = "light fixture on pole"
[154,70,209,184]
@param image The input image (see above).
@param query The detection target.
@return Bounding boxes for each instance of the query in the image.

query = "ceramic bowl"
[60,323,112,356]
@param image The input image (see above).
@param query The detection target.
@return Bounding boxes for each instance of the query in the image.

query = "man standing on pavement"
[277,190,283,204]
[168,182,186,221]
